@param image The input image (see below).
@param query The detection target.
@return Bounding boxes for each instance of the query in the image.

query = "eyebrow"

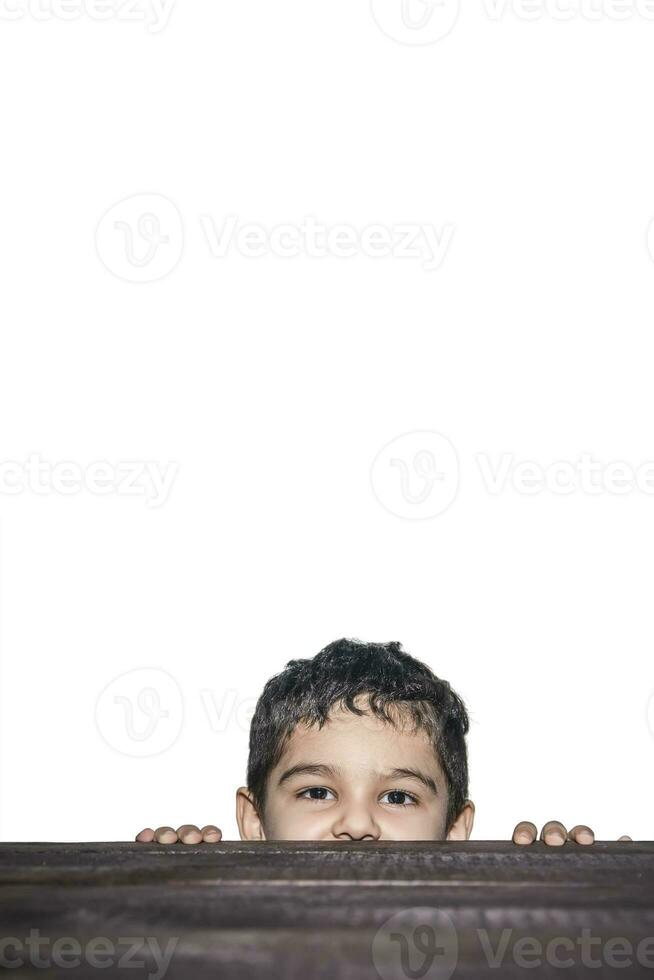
[277,763,340,787]
[385,767,439,796]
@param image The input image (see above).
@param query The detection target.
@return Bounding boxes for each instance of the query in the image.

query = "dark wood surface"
[1,841,653,978]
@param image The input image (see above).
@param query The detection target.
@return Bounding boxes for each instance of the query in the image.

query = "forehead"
[276,701,442,775]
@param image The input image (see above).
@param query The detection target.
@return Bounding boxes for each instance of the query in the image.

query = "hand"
[135,824,222,845]
[512,820,633,846]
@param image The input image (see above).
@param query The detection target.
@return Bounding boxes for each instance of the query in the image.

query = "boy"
[136,638,630,846]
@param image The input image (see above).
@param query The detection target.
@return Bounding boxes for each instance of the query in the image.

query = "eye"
[297,786,336,802]
[380,789,419,806]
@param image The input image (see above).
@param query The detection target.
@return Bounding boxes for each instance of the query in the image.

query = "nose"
[331,803,382,842]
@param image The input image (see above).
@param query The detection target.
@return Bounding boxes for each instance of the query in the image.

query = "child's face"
[237,700,474,841]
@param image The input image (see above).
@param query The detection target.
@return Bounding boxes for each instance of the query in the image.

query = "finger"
[201,825,222,843]
[176,824,203,845]
[512,821,538,845]
[567,824,595,845]
[154,826,178,844]
[618,835,633,842]
[540,821,568,846]
[135,828,155,843]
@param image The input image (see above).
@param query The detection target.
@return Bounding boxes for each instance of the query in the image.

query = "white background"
[1,0,653,843]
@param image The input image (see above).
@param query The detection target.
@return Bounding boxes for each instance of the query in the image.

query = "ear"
[236,786,267,840]
[446,799,475,841]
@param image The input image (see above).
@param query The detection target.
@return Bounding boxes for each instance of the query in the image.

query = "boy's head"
[236,638,474,842]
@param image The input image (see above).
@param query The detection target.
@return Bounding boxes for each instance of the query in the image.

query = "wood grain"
[0,841,652,978]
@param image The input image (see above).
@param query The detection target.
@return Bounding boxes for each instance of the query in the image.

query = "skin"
[135,700,632,845]
[236,702,473,841]
[512,821,632,846]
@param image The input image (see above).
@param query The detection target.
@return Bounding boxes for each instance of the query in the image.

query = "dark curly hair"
[246,637,470,831]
